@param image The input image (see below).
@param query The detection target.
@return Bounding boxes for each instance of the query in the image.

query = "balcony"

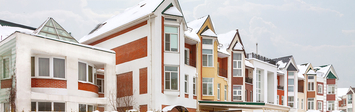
[218,67,227,78]
[185,58,196,67]
[245,77,253,84]
[246,53,276,65]
[298,86,304,93]
[277,85,284,90]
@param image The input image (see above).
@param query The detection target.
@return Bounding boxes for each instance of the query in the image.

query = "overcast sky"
[1,0,354,88]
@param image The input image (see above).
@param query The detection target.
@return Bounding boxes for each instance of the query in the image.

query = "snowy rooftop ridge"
[0,25,34,41]
[80,0,164,43]
[217,30,237,55]
[187,15,208,34]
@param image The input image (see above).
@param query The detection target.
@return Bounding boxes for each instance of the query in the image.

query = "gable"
[36,18,78,43]
[287,63,297,71]
[327,71,337,79]
[162,3,183,17]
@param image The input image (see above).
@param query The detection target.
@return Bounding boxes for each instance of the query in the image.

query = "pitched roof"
[34,17,78,43]
[0,25,34,41]
[162,4,183,17]
[80,0,165,43]
[272,55,294,69]
[314,64,338,79]
[187,15,209,34]
[0,19,36,30]
[216,30,236,55]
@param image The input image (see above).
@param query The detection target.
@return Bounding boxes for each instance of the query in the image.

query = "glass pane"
[38,102,51,111]
[288,72,294,76]
[208,83,213,95]
[233,53,241,60]
[233,69,241,76]
[208,55,213,66]
[31,102,36,111]
[170,34,178,51]
[202,78,212,82]
[39,58,50,76]
[165,26,178,33]
[31,57,35,76]
[3,58,9,78]
[88,105,94,112]
[97,79,102,92]
[165,66,178,71]
[202,55,207,66]
[53,58,65,78]
[79,104,86,112]
[57,29,71,37]
[45,20,53,26]
[203,83,207,95]
[202,39,213,44]
[288,79,294,85]
[46,33,59,39]
[233,61,237,68]
[238,61,241,68]
[202,49,213,54]
[88,66,93,83]
[54,102,65,111]
[165,34,170,51]
[78,62,87,81]
[171,72,178,90]
[288,86,294,92]
[53,20,64,29]
[165,73,170,89]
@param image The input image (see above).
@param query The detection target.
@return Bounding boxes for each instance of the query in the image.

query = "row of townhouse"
[338,87,355,112]
[0,0,343,112]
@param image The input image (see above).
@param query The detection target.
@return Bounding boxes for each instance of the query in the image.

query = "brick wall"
[78,82,98,93]
[327,94,336,101]
[232,77,243,85]
[112,37,147,65]
[140,105,147,112]
[327,79,336,84]
[245,83,253,102]
[31,78,66,88]
[139,67,147,94]
[185,44,197,67]
[277,90,284,105]
[307,91,316,98]
[1,79,12,89]
[117,71,133,97]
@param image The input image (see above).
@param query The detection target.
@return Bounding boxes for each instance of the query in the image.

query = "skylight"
[36,17,78,43]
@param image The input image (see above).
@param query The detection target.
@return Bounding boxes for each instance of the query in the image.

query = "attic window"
[165,18,177,21]
[140,3,146,7]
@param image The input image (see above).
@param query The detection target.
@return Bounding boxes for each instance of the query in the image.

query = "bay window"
[327,85,335,94]
[31,56,66,79]
[348,94,352,104]
[165,66,178,90]
[202,49,213,67]
[78,62,94,83]
[308,82,314,91]
[233,53,242,77]
[202,78,213,95]
[164,26,178,52]
[233,85,242,101]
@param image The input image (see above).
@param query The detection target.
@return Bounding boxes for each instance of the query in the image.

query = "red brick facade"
[185,44,197,67]
[327,94,336,101]
[140,105,147,112]
[117,71,133,97]
[31,78,66,88]
[139,67,148,94]
[327,79,336,84]
[112,37,147,65]
[307,91,316,98]
[339,98,346,107]
[78,82,98,93]
[245,83,253,102]
[88,21,147,45]
[1,79,12,89]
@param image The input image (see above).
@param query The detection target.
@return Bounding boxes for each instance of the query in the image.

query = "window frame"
[164,26,179,52]
[78,61,95,84]
[224,85,227,101]
[2,56,10,79]
[79,104,95,112]
[318,84,323,94]
[308,82,315,91]
[184,75,188,94]
[308,98,314,110]
[288,79,294,92]
[318,101,322,110]
[217,83,220,100]
[327,101,334,111]
[301,99,304,109]
[193,77,196,96]
[202,39,213,45]
[233,85,242,101]
[164,66,179,91]
[288,96,294,107]
[277,95,279,104]
[327,85,335,94]
[202,49,213,67]
[308,75,314,79]
[97,78,104,93]
[184,48,189,65]
[32,56,66,80]
[348,94,352,104]
[202,78,213,96]
[233,53,242,77]
[31,101,66,112]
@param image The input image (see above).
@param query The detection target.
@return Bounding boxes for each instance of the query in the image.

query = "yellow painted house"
[187,15,228,102]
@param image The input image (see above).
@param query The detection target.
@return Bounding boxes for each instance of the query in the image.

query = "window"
[31,102,65,112]
[193,77,196,95]
[233,85,242,101]
[308,82,314,91]
[79,104,95,112]
[2,58,10,79]
[348,94,352,104]
[202,78,213,95]
[184,49,189,65]
[233,53,242,77]
[308,76,314,79]
[185,75,188,93]
[78,62,94,83]
[288,79,294,92]
[217,83,220,100]
[318,101,322,110]
[288,72,294,76]
[308,98,314,110]
[327,85,335,94]
[250,91,253,102]
[202,39,213,45]
[256,71,261,102]
[297,98,299,108]
[288,96,294,107]
[202,49,213,67]
[281,96,284,105]
[165,66,178,90]
[164,26,178,52]
[327,101,334,111]
[277,95,279,104]
[301,99,304,109]
[224,85,227,101]
[97,78,104,93]
[245,90,247,101]
[318,84,323,94]
[32,57,66,79]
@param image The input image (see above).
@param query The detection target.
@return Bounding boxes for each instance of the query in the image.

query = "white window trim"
[348,94,352,104]
[288,79,294,92]
[288,96,294,107]
[308,82,315,91]
[164,25,179,52]
[233,85,242,101]
[327,101,334,111]
[301,99,304,109]
[97,78,104,93]
[308,98,314,110]
[2,56,11,79]
[202,38,213,45]
[233,53,242,77]
[224,85,227,101]
[193,77,196,96]
[327,85,335,94]
[164,66,179,91]
[318,84,323,94]
[318,101,322,110]
[79,104,95,112]
[78,61,95,84]
[184,48,189,65]
[202,78,213,96]
[32,56,67,80]
[277,95,279,104]
[217,83,220,100]
[184,75,188,94]
[31,101,66,112]
[202,49,213,67]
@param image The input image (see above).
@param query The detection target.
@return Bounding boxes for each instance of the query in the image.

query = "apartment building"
[0,18,116,111]
[338,87,355,112]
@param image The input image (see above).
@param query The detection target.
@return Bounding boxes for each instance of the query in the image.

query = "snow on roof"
[201,29,217,37]
[163,6,183,16]
[297,63,309,79]
[217,30,237,55]
[277,70,284,75]
[80,0,163,43]
[234,42,243,50]
[184,29,200,42]
[307,70,316,75]
[276,60,287,69]
[187,16,208,34]
[245,60,254,68]
[337,88,348,97]
[314,65,331,77]
[0,25,34,41]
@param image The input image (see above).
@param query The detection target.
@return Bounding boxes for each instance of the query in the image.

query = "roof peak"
[35,17,78,43]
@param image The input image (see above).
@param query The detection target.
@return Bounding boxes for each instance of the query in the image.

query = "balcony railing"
[277,85,284,90]
[298,86,304,93]
[185,58,196,67]
[245,77,253,84]
[218,68,228,78]
[246,53,276,65]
